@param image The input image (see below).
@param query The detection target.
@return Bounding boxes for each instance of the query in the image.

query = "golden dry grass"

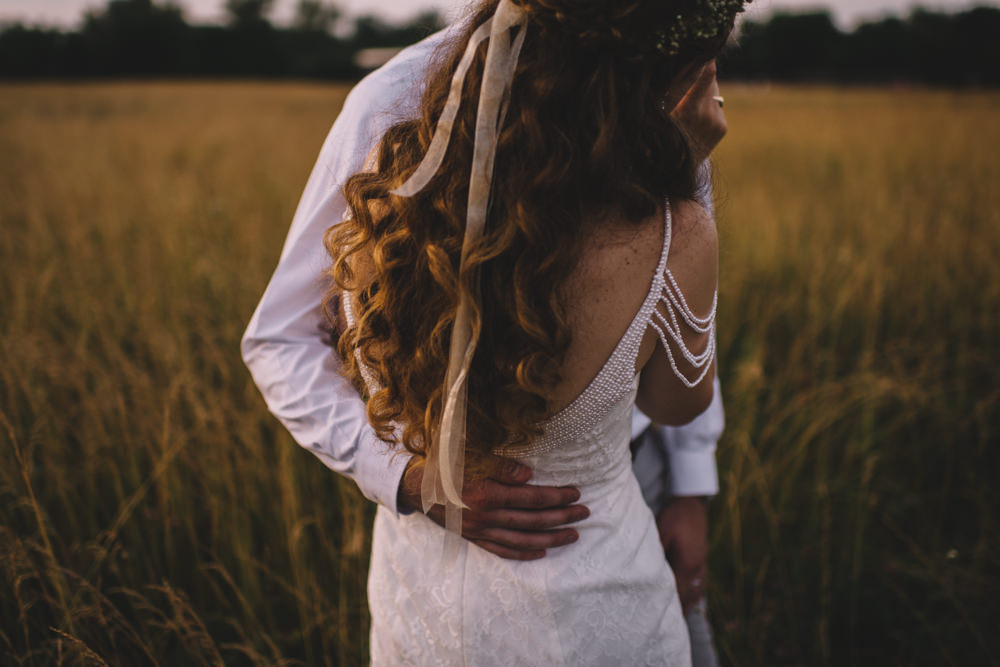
[0,82,997,665]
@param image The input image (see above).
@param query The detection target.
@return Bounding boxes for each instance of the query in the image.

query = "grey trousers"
[631,428,720,667]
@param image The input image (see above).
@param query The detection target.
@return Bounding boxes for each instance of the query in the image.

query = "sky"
[1,0,997,29]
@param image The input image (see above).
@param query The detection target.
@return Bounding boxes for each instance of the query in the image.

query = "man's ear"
[662,61,709,113]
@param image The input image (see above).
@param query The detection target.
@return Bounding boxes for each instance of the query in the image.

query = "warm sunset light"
[1,1,997,665]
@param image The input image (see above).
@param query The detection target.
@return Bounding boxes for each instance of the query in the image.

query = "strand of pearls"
[648,270,717,389]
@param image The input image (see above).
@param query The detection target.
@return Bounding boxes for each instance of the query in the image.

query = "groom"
[242,24,724,666]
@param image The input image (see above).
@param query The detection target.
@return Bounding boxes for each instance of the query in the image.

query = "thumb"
[484,453,532,484]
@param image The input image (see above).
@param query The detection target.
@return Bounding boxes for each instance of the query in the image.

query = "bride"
[326,0,746,663]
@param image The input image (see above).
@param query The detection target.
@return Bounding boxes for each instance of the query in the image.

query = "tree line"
[0,0,445,79]
[722,7,1000,85]
[1,0,998,84]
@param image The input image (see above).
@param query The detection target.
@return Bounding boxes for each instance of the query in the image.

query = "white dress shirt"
[241,26,722,516]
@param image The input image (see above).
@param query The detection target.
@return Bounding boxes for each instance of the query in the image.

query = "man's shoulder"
[310,26,460,198]
[345,26,458,117]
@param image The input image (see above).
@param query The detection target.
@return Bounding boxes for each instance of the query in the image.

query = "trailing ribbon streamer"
[391,0,528,536]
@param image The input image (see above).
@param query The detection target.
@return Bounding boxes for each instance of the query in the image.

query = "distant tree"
[738,12,841,80]
[350,14,393,48]
[81,0,190,75]
[0,24,70,76]
[225,0,274,28]
[222,0,280,74]
[907,9,959,83]
[293,0,341,34]
[839,17,915,82]
[283,0,352,77]
[350,10,446,49]
[952,7,1000,84]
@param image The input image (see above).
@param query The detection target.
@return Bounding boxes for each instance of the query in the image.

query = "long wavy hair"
[325,0,737,472]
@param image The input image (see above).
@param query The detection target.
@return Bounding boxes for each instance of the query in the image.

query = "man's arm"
[660,378,723,497]
[241,34,586,559]
[655,381,722,608]
[632,381,721,612]
[241,79,411,512]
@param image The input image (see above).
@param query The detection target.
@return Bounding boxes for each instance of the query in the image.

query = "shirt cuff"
[666,446,720,498]
[352,433,413,517]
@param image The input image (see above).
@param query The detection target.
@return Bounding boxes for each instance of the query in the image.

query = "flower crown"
[655,0,751,55]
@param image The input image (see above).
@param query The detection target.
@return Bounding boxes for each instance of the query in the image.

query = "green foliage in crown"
[655,0,751,55]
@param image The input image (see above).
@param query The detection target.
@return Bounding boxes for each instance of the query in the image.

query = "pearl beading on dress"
[648,274,717,389]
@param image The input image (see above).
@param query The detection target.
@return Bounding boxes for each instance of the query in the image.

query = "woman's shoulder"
[572,197,715,289]
[580,196,714,253]
[665,197,718,312]
[573,208,664,287]
[669,197,717,259]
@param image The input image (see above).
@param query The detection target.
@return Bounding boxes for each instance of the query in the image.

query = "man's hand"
[657,495,709,614]
[670,60,727,166]
[398,455,590,561]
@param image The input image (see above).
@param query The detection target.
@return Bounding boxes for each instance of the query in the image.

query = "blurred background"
[1,1,998,665]
[1,0,999,81]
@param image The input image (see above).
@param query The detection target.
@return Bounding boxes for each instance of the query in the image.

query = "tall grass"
[0,82,372,665]
[712,87,999,666]
[0,82,997,665]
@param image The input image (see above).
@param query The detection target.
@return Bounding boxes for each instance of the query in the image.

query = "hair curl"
[325,0,741,473]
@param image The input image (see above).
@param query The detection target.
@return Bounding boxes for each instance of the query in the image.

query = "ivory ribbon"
[391,0,528,535]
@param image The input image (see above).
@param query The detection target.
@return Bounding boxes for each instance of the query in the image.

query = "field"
[0,81,997,666]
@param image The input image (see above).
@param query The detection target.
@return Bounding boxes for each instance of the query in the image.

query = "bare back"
[340,197,717,428]
[553,198,717,424]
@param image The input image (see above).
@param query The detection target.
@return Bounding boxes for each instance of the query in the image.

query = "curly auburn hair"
[325,0,740,472]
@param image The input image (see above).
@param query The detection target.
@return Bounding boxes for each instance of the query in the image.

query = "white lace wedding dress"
[353,206,696,666]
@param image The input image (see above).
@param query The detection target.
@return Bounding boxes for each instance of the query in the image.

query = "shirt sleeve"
[659,376,723,497]
[631,375,723,498]
[241,70,423,515]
